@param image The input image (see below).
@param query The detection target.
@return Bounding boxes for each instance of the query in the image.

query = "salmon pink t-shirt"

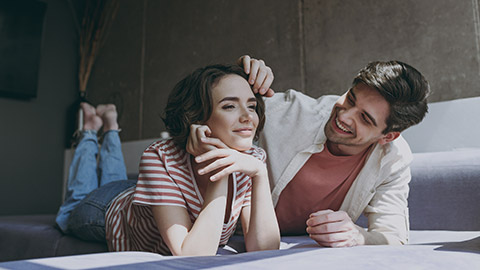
[275,144,371,235]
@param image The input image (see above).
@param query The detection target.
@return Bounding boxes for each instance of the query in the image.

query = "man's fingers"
[309,230,358,248]
[253,68,268,92]
[237,55,251,73]
[264,88,275,97]
[307,210,349,227]
[306,219,351,234]
[309,230,349,242]
[310,209,335,217]
[258,68,274,94]
[248,60,260,86]
[242,55,251,74]
[309,234,353,248]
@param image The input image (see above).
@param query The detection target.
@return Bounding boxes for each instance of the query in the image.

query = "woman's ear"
[378,131,400,145]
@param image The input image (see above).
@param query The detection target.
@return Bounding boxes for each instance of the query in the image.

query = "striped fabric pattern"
[105,138,266,255]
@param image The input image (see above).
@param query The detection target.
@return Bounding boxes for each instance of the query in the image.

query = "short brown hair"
[353,60,430,134]
[163,64,265,149]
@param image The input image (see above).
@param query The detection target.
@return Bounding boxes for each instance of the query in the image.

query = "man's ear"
[378,131,400,145]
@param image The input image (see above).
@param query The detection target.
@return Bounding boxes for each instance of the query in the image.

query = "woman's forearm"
[178,178,228,256]
[244,170,280,251]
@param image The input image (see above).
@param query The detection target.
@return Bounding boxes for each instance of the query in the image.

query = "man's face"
[324,82,398,156]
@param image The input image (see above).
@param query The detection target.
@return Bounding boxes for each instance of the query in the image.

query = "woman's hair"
[162,64,266,149]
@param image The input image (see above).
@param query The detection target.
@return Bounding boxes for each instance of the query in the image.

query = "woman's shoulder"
[144,138,183,154]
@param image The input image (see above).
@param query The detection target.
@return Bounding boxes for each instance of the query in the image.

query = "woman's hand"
[237,55,275,97]
[186,124,229,157]
[195,148,267,181]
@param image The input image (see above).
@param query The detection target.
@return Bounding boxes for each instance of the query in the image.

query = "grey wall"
[0,0,78,215]
[87,0,480,143]
[87,0,302,141]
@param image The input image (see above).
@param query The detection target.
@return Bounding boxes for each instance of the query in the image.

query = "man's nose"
[339,108,356,125]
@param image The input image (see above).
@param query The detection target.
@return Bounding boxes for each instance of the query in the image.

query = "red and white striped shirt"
[105,138,266,255]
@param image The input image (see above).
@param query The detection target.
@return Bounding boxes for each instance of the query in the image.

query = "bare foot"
[96,104,119,132]
[81,102,102,131]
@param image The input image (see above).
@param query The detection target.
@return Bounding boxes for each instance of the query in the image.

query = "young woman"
[56,64,280,256]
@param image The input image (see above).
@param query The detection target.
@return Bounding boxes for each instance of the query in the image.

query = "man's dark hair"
[353,60,430,134]
[163,64,265,149]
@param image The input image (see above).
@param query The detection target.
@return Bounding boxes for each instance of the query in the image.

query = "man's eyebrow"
[351,87,378,126]
[349,88,356,100]
[364,111,378,127]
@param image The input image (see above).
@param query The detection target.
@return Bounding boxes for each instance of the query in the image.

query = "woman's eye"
[222,104,235,110]
[248,104,257,110]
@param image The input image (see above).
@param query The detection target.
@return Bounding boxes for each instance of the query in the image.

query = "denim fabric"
[56,130,129,233]
[67,180,136,242]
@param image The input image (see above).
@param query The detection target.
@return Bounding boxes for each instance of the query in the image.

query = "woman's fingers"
[200,136,229,149]
[195,149,229,164]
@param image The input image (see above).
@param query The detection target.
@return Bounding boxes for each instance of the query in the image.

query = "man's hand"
[237,55,275,97]
[186,124,228,157]
[306,210,365,248]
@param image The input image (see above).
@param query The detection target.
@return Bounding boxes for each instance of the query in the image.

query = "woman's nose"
[240,108,253,122]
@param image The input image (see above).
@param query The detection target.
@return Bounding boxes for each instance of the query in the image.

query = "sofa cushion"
[0,214,107,262]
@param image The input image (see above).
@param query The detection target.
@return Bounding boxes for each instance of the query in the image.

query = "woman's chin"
[228,141,253,152]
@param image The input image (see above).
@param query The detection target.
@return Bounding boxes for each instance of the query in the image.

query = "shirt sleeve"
[250,145,267,163]
[132,142,187,208]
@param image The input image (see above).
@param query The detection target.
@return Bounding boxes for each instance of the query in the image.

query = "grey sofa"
[0,149,479,263]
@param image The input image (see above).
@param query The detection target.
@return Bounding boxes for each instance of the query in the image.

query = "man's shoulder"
[267,89,338,103]
[265,89,339,114]
[378,135,413,167]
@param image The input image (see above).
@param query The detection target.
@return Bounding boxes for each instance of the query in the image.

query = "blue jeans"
[55,130,135,242]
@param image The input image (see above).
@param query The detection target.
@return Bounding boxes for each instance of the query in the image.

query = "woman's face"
[205,74,259,151]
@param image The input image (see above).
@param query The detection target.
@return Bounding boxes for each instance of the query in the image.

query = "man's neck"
[326,140,374,156]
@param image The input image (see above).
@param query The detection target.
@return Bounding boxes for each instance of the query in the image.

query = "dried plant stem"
[78,0,118,95]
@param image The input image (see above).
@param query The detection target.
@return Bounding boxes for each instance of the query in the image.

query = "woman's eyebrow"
[219,97,257,103]
[219,97,239,103]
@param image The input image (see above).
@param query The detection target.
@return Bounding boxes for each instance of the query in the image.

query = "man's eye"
[362,114,370,124]
[347,96,355,105]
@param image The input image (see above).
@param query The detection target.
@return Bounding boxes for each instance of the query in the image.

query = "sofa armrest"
[357,149,480,231]
[408,149,480,230]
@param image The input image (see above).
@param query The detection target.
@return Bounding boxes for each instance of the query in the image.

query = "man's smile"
[335,116,353,134]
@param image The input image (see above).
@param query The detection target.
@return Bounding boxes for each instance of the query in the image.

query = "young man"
[188,56,430,247]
